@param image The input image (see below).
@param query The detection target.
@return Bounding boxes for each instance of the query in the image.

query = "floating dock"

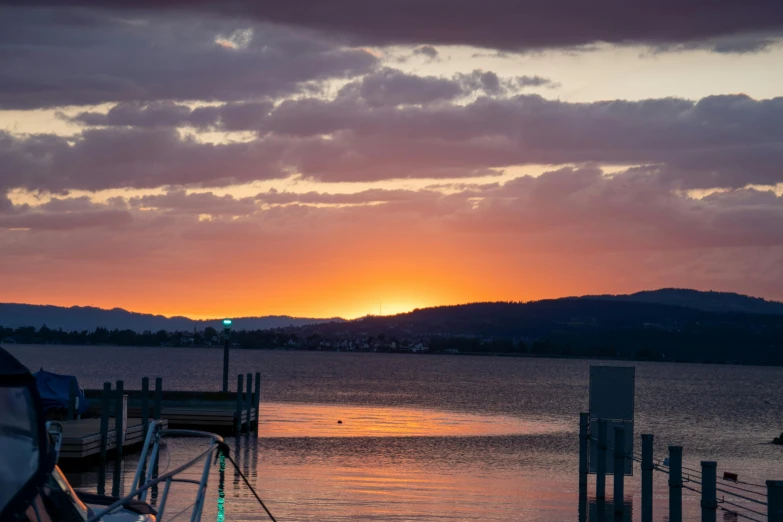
[83,372,260,436]
[55,372,259,467]
[58,417,169,460]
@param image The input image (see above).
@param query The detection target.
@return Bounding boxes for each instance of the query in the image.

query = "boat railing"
[46,420,64,462]
[86,420,227,522]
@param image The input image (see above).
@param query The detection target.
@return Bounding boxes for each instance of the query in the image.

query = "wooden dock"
[83,372,261,437]
[58,417,168,460]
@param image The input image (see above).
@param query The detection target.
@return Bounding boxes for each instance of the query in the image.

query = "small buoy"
[337,420,342,424]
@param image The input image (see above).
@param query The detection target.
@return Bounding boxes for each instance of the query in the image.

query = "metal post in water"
[115,380,125,458]
[141,376,149,434]
[596,419,607,500]
[669,446,683,522]
[253,371,261,430]
[235,373,244,434]
[154,377,162,420]
[614,426,626,515]
[579,413,589,488]
[768,480,783,522]
[701,461,716,522]
[641,434,654,522]
[222,322,231,392]
[245,372,252,431]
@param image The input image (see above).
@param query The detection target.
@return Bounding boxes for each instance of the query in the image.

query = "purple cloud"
[0,7,377,109]
[3,1,781,52]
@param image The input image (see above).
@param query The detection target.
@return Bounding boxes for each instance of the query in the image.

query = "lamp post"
[222,319,232,392]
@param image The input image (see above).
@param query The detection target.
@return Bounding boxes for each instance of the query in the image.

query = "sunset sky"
[2,1,783,319]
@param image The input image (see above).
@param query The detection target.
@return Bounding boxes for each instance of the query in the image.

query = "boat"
[0,346,232,521]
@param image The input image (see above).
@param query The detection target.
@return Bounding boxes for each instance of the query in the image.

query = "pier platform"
[84,384,259,436]
[58,418,169,460]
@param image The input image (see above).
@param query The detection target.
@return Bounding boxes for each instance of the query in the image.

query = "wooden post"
[141,377,149,435]
[245,373,252,431]
[253,371,261,430]
[596,419,607,500]
[115,380,125,457]
[701,461,717,522]
[641,434,654,522]
[154,377,162,420]
[99,382,111,466]
[111,454,122,498]
[614,426,625,515]
[668,446,683,522]
[768,480,783,522]
[579,413,588,488]
[68,379,78,420]
[235,374,244,434]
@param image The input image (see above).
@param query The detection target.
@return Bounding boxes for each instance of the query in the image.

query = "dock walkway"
[59,418,169,460]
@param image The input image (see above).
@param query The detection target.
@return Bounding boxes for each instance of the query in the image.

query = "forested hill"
[308,298,783,339]
[287,292,783,365]
[0,303,339,332]
[581,288,783,315]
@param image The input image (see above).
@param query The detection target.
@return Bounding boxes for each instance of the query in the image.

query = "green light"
[222,319,232,327]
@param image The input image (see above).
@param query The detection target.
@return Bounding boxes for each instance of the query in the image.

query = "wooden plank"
[58,418,168,460]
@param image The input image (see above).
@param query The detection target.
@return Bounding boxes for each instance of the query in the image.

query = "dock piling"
[235,373,244,434]
[768,480,783,522]
[253,371,261,430]
[669,445,683,522]
[596,419,607,500]
[701,461,717,522]
[154,377,162,420]
[245,373,252,431]
[141,377,149,434]
[578,413,588,488]
[614,426,625,515]
[99,381,111,494]
[115,380,125,458]
[641,434,654,522]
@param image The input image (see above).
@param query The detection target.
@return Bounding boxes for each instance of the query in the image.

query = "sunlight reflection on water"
[260,402,568,438]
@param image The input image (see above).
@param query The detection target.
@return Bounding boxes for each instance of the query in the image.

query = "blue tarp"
[33,369,88,414]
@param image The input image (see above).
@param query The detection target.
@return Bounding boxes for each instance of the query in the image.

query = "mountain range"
[2,288,782,334]
[0,303,340,332]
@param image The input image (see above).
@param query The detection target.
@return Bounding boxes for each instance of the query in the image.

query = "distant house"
[1,337,15,344]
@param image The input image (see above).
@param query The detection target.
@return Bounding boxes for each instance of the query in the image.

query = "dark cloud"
[337,68,464,107]
[5,93,783,190]
[259,93,783,187]
[413,45,439,59]
[653,33,780,54]
[0,7,377,109]
[129,190,258,216]
[0,127,289,193]
[69,101,273,130]
[3,1,782,52]
[0,209,133,231]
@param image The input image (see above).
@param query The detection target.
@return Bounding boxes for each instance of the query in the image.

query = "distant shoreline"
[4,342,777,368]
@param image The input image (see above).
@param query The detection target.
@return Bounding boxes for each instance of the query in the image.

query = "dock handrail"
[86,421,227,522]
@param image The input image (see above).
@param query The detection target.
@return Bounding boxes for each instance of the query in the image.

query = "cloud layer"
[3,167,783,316]
[2,2,783,313]
[2,93,776,192]
[0,7,376,109]
[4,1,783,52]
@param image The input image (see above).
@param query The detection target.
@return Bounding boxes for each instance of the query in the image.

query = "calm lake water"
[9,345,783,521]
